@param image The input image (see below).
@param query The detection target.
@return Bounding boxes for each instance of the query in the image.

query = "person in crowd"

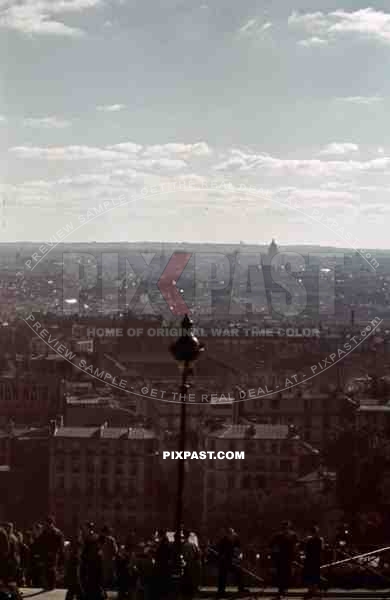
[100,526,118,590]
[4,523,20,589]
[270,521,298,599]
[16,531,29,587]
[216,527,248,597]
[80,524,106,600]
[39,516,65,590]
[135,543,155,600]
[182,530,201,598]
[116,544,137,600]
[154,531,174,599]
[30,523,44,587]
[0,525,10,585]
[303,526,324,599]
[65,538,84,600]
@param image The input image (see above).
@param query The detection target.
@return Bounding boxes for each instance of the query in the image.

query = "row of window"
[207,440,298,454]
[54,460,139,476]
[206,460,294,486]
[54,477,140,494]
[54,441,155,452]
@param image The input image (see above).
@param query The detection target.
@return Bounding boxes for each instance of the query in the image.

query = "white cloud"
[141,142,212,159]
[289,8,390,46]
[298,36,328,47]
[23,116,71,129]
[213,148,390,179]
[0,0,102,37]
[334,96,383,105]
[0,115,6,122]
[8,145,125,161]
[237,18,272,39]
[126,158,188,172]
[96,104,126,112]
[238,18,257,35]
[319,143,359,156]
[7,142,211,169]
[107,142,142,153]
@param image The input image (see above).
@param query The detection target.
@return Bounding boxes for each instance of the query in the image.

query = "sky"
[1,0,390,248]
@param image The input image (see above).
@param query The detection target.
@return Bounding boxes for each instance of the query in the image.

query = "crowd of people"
[0,516,359,600]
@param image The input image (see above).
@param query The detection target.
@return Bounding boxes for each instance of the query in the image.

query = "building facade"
[202,423,319,527]
[49,425,158,534]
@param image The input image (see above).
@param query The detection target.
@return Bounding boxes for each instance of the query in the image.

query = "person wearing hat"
[270,521,298,599]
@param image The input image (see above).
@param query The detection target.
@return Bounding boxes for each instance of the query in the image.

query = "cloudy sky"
[1,0,390,248]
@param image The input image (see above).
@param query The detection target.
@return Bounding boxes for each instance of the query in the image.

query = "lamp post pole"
[174,360,189,542]
[170,314,204,562]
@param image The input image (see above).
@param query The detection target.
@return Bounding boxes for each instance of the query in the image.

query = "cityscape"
[2,0,390,597]
[0,239,389,596]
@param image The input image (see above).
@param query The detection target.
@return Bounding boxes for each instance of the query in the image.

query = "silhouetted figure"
[16,532,29,587]
[30,523,44,587]
[135,543,155,600]
[81,526,105,600]
[39,516,64,590]
[182,530,201,598]
[65,539,83,600]
[154,531,174,599]
[271,521,298,599]
[216,527,247,597]
[100,526,118,590]
[303,526,323,598]
[4,523,20,588]
[0,526,10,583]
[116,545,137,600]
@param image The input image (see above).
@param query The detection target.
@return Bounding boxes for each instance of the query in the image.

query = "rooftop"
[298,469,336,484]
[209,424,292,440]
[358,405,390,413]
[53,426,156,439]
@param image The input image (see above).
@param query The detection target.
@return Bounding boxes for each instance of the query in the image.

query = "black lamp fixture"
[169,314,204,369]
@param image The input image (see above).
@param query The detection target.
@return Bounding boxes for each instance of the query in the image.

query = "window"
[280,460,293,473]
[256,475,266,487]
[207,472,216,488]
[72,463,80,474]
[242,475,251,489]
[227,473,235,489]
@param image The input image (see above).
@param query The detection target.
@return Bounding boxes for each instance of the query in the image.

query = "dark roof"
[358,405,390,413]
[208,424,290,440]
[54,426,156,439]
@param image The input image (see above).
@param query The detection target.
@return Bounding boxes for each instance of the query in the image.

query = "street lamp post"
[170,314,204,554]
